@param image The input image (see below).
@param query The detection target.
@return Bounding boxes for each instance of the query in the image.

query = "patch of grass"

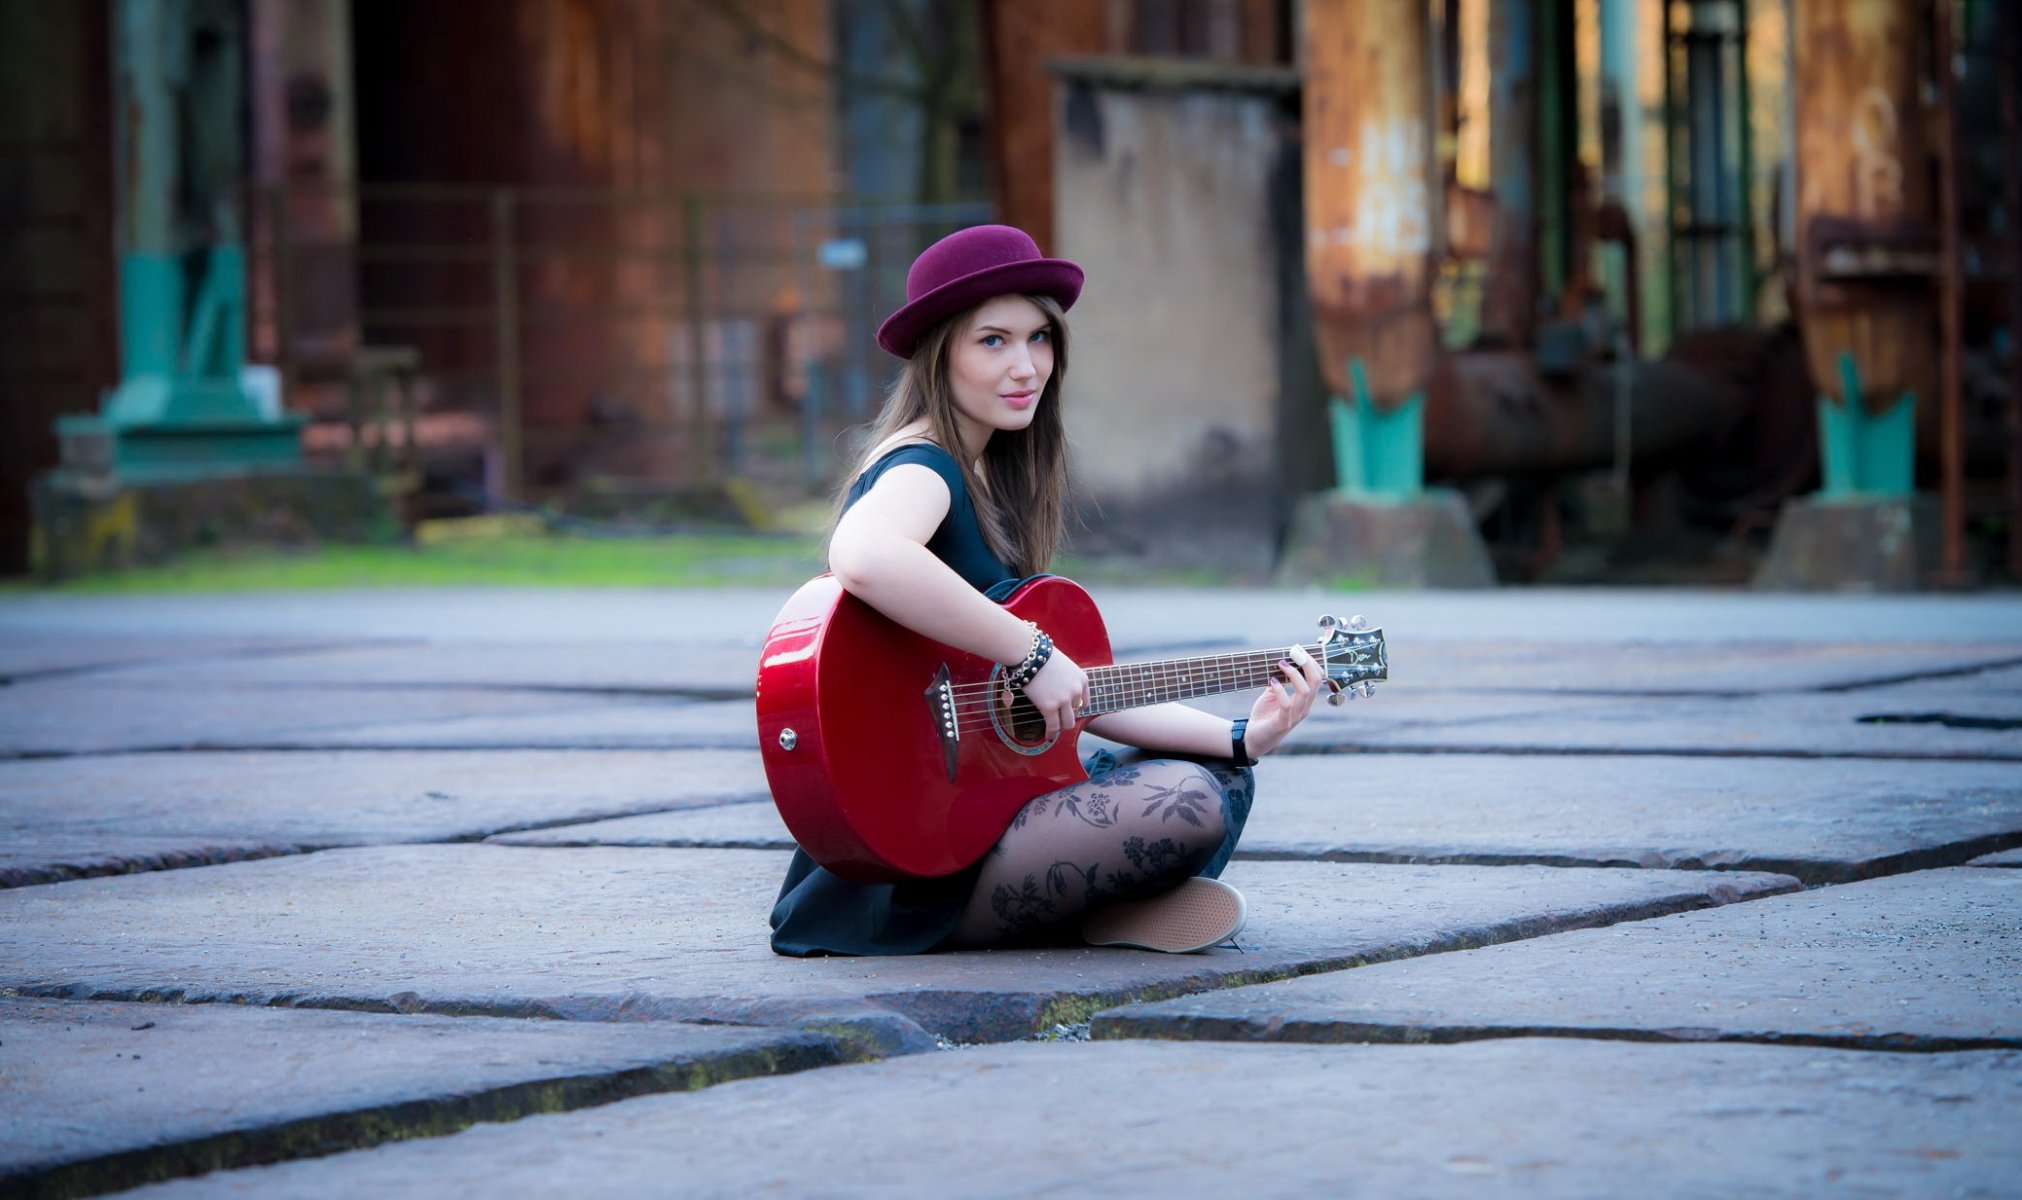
[34,532,828,593]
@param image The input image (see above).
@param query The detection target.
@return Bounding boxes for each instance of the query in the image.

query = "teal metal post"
[1330,358,1425,500]
[1817,351,1916,498]
[60,0,303,479]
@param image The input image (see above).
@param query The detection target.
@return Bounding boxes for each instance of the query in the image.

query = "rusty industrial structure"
[5,0,2020,586]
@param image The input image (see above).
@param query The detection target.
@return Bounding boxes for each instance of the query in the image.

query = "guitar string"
[934,641,1344,700]
[938,652,1371,729]
[935,651,1376,729]
[936,643,1372,733]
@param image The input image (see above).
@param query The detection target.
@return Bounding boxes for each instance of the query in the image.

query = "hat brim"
[876,258,1084,359]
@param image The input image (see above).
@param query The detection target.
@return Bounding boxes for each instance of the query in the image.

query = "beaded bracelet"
[1005,622,1054,690]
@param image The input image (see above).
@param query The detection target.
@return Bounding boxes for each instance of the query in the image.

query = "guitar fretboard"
[1081,643,1332,715]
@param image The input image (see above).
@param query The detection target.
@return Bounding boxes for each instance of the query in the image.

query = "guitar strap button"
[778,728,798,751]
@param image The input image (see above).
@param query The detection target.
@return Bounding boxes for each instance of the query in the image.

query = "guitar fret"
[1086,641,1346,717]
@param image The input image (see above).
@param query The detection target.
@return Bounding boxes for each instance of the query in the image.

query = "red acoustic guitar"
[756,574,1388,882]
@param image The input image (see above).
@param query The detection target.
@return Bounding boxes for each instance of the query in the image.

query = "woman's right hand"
[1014,650,1088,744]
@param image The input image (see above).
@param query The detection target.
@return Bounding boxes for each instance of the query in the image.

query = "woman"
[769,225,1324,957]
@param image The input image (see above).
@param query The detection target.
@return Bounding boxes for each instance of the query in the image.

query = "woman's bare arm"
[1085,645,1323,758]
[828,464,1031,663]
[828,463,1089,740]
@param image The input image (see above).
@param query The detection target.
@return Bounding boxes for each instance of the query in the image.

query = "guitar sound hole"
[999,691,1049,746]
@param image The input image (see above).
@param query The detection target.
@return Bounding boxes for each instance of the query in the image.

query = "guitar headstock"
[1315,613,1387,705]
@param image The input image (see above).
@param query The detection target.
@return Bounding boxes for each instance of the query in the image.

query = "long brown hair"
[837,293,1071,575]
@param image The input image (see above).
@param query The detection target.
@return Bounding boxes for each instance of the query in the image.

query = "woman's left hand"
[1240,643,1326,758]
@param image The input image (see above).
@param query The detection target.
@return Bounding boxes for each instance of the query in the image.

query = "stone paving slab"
[487,805,788,849]
[74,635,1285,696]
[489,753,2022,884]
[0,680,668,757]
[84,640,764,695]
[0,634,395,683]
[118,1040,2022,1199]
[0,750,767,887]
[1097,868,2022,1052]
[9,586,2022,647]
[0,847,1795,1047]
[1971,847,2022,867]
[269,697,764,750]
[0,996,843,1197]
[203,689,1572,753]
[1309,688,2022,759]
[1388,640,2022,696]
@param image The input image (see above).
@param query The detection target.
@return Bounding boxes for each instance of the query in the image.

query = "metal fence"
[254,183,990,511]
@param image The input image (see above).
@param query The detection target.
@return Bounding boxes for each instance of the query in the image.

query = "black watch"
[1230,717,1259,766]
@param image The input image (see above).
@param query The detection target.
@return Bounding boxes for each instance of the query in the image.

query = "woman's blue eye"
[981,334,1003,347]
[1030,330,1049,344]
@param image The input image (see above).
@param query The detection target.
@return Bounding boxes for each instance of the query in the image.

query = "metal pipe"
[1791,0,1937,418]
[2005,0,2022,578]
[1422,351,1749,477]
[1936,0,1967,582]
[1302,0,1437,406]
[491,189,521,501]
[684,194,711,482]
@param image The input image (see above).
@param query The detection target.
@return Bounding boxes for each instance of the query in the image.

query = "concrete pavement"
[1,584,2018,1196]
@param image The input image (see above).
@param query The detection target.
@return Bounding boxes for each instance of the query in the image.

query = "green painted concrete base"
[57,412,309,482]
[30,467,396,582]
[1276,489,1495,589]
[1753,493,1943,593]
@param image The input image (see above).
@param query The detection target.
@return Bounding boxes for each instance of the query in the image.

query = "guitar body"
[756,574,1112,883]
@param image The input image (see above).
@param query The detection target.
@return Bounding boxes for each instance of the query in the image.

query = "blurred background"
[4,0,2019,589]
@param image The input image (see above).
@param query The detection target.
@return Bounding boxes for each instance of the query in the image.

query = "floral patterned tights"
[945,755,1241,947]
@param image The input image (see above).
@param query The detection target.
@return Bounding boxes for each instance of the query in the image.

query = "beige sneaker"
[1081,877,1246,953]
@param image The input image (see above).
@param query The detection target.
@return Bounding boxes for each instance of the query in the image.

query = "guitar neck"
[1082,644,1325,716]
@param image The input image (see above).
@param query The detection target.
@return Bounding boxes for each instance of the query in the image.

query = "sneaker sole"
[1081,877,1246,954]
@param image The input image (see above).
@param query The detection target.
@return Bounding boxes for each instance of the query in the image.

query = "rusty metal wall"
[1302,0,1439,406]
[347,0,839,493]
[0,0,117,574]
[1791,0,1936,412]
[983,0,1110,251]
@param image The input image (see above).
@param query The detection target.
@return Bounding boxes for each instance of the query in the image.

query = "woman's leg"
[946,757,1231,946]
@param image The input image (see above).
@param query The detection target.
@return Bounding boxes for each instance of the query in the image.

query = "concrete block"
[1097,868,2022,1051]
[113,1040,2022,1198]
[1276,490,1495,589]
[0,997,841,1197]
[1754,493,1943,592]
[32,468,394,583]
[1969,848,2022,867]
[0,847,1792,1046]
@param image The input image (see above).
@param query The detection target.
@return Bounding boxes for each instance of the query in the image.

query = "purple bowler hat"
[875,225,1084,359]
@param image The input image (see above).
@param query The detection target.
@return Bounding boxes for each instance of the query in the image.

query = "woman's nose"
[1008,345,1037,380]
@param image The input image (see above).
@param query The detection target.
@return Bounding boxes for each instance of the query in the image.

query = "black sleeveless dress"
[767,443,1253,956]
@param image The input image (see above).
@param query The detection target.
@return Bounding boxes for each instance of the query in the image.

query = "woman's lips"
[1002,390,1036,409]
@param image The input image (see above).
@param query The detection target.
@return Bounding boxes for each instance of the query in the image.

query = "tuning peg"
[1317,614,1340,642]
[1358,682,1376,698]
[1348,614,1368,632]
[1327,689,1346,706]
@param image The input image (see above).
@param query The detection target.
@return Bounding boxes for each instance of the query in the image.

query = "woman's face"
[944,294,1054,456]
